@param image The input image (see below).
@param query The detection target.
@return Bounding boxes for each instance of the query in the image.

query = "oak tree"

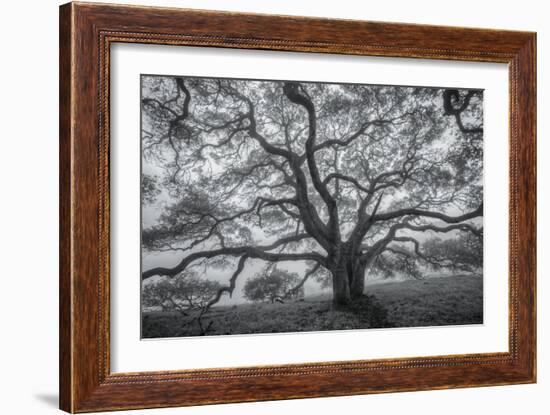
[141,76,483,307]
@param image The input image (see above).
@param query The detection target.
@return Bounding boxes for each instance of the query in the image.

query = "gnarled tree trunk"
[350,262,367,299]
[331,265,351,307]
[331,258,367,307]
[328,238,372,305]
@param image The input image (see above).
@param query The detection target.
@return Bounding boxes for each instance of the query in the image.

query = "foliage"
[142,273,222,335]
[422,233,483,273]
[243,268,302,303]
[370,232,483,280]
[141,174,161,204]
[372,251,424,280]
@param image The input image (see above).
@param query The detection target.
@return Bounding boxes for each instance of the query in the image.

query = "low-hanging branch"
[142,233,324,280]
[372,203,483,223]
[206,255,249,308]
[282,262,322,300]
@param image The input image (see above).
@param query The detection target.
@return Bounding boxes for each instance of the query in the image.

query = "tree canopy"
[141,75,483,307]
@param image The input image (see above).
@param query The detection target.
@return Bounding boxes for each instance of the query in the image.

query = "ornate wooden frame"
[59,2,536,412]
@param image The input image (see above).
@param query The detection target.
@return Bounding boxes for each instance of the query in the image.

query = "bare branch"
[206,256,249,308]
[373,203,483,223]
[142,233,324,280]
[283,262,322,299]
[283,82,339,240]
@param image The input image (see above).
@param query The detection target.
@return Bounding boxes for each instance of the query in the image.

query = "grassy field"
[367,274,483,328]
[142,274,483,338]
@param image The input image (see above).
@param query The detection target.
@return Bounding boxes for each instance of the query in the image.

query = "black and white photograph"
[140,75,484,339]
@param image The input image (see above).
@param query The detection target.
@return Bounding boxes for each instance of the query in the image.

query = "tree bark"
[350,262,367,299]
[331,266,352,307]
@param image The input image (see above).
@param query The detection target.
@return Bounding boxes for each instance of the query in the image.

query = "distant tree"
[141,77,483,307]
[142,273,222,335]
[243,268,307,303]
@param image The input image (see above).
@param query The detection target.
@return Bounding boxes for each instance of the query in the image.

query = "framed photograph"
[59,2,536,412]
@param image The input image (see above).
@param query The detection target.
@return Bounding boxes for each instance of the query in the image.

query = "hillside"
[367,274,483,327]
[142,274,483,338]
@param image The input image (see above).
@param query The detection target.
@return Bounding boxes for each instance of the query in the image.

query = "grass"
[142,274,483,338]
[367,274,483,328]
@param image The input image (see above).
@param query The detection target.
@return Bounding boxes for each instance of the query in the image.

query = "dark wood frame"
[59,2,536,412]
